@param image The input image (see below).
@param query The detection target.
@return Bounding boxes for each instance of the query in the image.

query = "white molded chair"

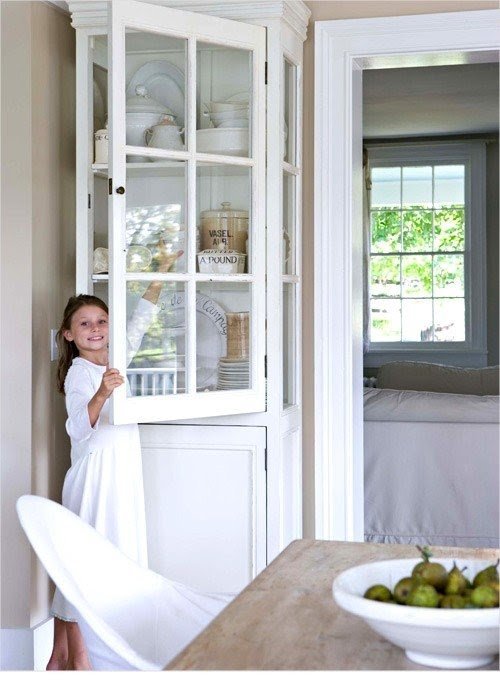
[16,495,233,670]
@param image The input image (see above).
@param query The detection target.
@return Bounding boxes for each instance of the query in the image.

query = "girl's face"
[64,305,109,357]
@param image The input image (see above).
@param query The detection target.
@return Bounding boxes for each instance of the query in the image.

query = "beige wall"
[1,0,75,631]
[301,0,499,538]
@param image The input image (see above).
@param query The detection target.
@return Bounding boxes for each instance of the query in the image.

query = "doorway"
[313,9,500,541]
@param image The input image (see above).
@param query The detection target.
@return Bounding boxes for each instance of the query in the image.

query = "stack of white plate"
[216,357,249,390]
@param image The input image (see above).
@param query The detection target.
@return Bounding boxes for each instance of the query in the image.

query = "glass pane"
[370,256,400,298]
[370,298,401,342]
[196,283,251,392]
[402,210,433,252]
[283,283,296,407]
[433,254,464,297]
[197,42,251,157]
[92,35,108,164]
[197,165,250,274]
[402,166,432,208]
[126,160,187,274]
[402,299,433,341]
[125,31,186,155]
[433,208,465,251]
[434,165,464,207]
[371,167,400,209]
[371,210,401,253]
[401,255,432,298]
[127,281,186,396]
[434,298,465,341]
[283,59,297,165]
[283,172,296,275]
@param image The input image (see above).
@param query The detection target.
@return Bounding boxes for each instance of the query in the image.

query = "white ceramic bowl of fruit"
[332,551,499,670]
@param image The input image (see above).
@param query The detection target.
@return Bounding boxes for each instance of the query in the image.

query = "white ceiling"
[363,62,499,138]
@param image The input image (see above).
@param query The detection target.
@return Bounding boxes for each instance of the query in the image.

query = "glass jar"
[200,202,248,254]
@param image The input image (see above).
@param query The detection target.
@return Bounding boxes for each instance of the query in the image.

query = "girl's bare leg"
[66,621,92,670]
[46,617,68,670]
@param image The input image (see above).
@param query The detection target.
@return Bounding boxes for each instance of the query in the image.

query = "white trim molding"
[68,0,311,37]
[314,10,500,542]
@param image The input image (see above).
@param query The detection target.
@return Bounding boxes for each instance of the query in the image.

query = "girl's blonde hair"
[56,294,108,394]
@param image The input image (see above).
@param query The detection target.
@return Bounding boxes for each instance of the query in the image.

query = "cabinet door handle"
[116,186,125,195]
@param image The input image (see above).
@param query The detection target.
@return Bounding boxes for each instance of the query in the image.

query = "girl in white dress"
[47,244,181,670]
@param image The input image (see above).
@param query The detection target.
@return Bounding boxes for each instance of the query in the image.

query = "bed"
[363,362,500,549]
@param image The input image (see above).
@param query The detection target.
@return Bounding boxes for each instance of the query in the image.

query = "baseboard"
[1,618,53,671]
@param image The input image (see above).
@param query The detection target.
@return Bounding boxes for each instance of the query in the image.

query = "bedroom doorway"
[313,9,500,542]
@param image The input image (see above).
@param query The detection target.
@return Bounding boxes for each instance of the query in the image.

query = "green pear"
[393,577,415,605]
[444,562,469,596]
[472,560,499,588]
[406,583,441,608]
[470,585,499,608]
[440,594,467,609]
[364,584,393,602]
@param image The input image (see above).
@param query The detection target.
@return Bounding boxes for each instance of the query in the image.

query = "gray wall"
[1,0,75,635]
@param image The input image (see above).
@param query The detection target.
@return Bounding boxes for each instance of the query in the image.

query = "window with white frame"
[365,142,487,367]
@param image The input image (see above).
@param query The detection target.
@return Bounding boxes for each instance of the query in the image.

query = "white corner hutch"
[68,0,309,593]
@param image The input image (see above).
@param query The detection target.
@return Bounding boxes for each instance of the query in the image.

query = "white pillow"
[377,361,499,396]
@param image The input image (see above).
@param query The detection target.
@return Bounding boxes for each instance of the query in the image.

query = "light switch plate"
[50,329,58,362]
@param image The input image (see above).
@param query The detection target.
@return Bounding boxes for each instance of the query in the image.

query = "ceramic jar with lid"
[94,128,108,164]
[126,84,176,161]
[200,202,248,257]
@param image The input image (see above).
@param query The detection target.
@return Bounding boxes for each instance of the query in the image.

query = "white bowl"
[213,118,249,129]
[207,101,249,113]
[209,108,249,122]
[196,128,249,157]
[332,557,500,670]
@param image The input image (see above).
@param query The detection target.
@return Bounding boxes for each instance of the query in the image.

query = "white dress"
[51,298,156,621]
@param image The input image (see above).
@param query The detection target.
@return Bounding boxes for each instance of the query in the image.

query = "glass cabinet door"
[108,1,266,424]
[282,57,301,409]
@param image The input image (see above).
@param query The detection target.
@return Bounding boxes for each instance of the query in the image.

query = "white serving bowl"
[196,128,249,157]
[206,101,249,113]
[213,118,249,129]
[332,557,500,670]
[209,108,249,122]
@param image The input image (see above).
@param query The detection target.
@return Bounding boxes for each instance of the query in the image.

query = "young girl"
[48,244,181,670]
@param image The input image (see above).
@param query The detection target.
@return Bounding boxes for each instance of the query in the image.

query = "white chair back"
[16,495,233,670]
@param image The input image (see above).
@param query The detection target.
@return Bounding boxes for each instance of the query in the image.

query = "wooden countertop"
[166,539,499,670]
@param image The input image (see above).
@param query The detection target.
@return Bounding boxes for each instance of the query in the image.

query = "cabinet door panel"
[108,0,266,424]
[140,424,266,594]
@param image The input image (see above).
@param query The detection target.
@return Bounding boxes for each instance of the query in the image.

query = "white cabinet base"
[140,424,266,594]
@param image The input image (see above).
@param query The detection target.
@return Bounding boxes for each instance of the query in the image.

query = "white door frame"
[313,9,500,541]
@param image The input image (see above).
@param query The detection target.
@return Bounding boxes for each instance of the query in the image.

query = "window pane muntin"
[434,164,465,207]
[433,208,465,251]
[371,166,400,209]
[370,298,401,342]
[402,210,432,252]
[371,210,401,253]
[401,299,433,341]
[402,166,432,208]
[371,255,400,298]
[401,255,432,298]
[434,298,465,342]
[433,254,464,298]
